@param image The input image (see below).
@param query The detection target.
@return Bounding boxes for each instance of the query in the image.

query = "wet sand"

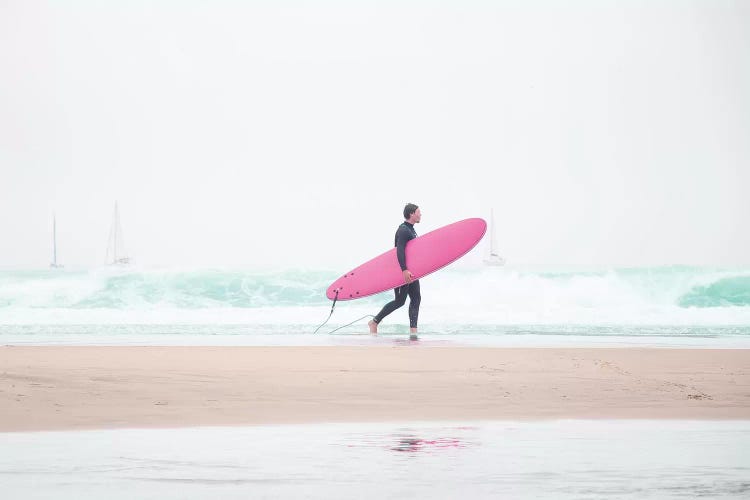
[1,346,748,431]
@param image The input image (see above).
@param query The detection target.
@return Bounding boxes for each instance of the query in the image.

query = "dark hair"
[403,203,419,219]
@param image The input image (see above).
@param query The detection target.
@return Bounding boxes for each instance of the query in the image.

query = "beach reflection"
[341,426,478,455]
[391,434,467,453]
[2,421,749,499]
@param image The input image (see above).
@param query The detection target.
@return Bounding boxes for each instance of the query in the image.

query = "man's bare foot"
[368,319,378,334]
[410,328,418,341]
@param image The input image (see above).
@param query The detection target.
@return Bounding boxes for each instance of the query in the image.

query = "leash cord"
[312,290,374,335]
[312,290,339,335]
[323,315,374,335]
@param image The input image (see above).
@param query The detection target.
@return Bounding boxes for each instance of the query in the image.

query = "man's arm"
[395,226,414,283]
[396,226,409,271]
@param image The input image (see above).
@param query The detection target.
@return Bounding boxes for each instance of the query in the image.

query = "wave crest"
[678,276,750,307]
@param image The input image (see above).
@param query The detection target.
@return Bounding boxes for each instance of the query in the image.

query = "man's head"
[403,203,421,224]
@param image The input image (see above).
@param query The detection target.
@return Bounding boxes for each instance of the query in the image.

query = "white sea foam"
[0,265,747,352]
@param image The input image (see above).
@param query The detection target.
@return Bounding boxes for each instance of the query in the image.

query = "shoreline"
[1,346,749,432]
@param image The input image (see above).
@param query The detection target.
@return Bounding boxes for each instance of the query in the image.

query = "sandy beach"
[1,346,748,432]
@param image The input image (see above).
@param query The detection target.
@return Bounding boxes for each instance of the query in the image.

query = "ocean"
[3,266,749,499]
[1,265,749,347]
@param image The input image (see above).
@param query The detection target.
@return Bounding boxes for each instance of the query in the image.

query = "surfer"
[368,203,422,340]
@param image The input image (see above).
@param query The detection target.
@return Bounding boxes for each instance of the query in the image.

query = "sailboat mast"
[52,215,57,266]
[113,202,118,264]
[489,208,495,254]
[105,201,131,266]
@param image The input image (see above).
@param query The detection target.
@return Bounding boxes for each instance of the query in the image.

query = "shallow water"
[2,323,750,348]
[2,420,749,499]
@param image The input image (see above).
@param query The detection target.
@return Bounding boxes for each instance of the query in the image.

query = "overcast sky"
[1,0,748,271]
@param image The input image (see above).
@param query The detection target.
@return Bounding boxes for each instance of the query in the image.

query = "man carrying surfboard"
[368,203,422,341]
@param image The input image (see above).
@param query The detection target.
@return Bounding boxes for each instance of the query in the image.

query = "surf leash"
[312,289,374,335]
[312,289,339,334]
[322,315,374,335]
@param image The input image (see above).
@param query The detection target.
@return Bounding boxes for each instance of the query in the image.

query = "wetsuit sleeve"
[396,226,410,271]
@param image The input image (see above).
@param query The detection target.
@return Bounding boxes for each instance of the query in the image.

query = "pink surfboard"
[326,218,487,301]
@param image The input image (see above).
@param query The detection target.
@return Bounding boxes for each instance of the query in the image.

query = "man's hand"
[403,270,413,283]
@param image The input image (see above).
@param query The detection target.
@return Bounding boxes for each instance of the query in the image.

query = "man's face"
[410,208,422,224]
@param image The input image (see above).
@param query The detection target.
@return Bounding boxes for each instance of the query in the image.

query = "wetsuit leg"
[372,284,408,324]
[407,280,421,328]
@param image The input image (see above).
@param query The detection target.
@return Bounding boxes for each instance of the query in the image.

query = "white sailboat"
[50,214,64,269]
[105,202,131,266]
[484,208,506,266]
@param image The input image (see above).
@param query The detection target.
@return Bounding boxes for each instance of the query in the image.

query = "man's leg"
[407,280,421,339]
[369,285,408,334]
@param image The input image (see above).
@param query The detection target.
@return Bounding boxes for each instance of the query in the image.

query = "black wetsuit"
[372,222,421,328]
